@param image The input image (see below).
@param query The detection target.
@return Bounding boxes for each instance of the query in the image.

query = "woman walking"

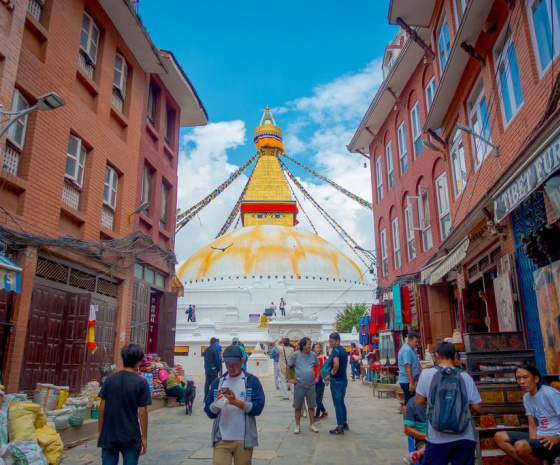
[312,342,328,420]
[349,342,362,381]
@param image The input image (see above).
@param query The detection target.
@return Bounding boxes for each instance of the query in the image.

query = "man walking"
[287,337,320,434]
[276,338,293,400]
[398,332,421,408]
[270,345,280,390]
[97,343,151,464]
[216,338,223,366]
[186,304,193,322]
[204,345,265,465]
[204,337,222,396]
[270,302,277,317]
[327,332,349,435]
[279,298,286,317]
[415,341,482,465]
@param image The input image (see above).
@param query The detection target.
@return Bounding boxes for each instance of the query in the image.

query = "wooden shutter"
[157,292,177,366]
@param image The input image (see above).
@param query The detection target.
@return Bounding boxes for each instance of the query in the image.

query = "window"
[160,183,170,228]
[450,129,467,197]
[468,86,493,169]
[113,53,128,99]
[141,166,152,214]
[419,188,433,251]
[454,0,467,25]
[425,77,436,111]
[380,229,388,276]
[375,157,383,201]
[147,85,157,124]
[435,173,451,239]
[410,102,422,157]
[164,107,173,143]
[103,166,118,210]
[28,0,45,23]
[405,205,416,261]
[495,31,523,124]
[527,0,560,73]
[80,12,100,65]
[392,218,401,269]
[397,122,408,174]
[437,17,451,72]
[7,90,30,151]
[386,142,394,188]
[65,135,87,188]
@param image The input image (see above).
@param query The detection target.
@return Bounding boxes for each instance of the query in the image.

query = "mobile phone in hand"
[221,387,231,394]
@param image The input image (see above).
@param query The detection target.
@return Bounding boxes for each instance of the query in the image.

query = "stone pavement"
[62,375,407,465]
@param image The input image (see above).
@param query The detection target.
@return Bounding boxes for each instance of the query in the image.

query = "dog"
[183,379,196,415]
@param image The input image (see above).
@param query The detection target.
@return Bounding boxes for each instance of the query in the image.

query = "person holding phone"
[204,345,265,465]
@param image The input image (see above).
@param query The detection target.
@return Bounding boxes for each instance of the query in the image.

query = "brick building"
[0,0,206,392]
[351,0,560,375]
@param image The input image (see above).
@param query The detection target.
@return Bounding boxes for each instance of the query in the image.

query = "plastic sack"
[0,411,7,448]
[9,403,42,442]
[32,386,65,413]
[67,405,86,427]
[0,445,13,465]
[8,442,47,465]
[44,410,70,431]
[52,390,68,412]
[1,395,26,416]
[35,424,63,465]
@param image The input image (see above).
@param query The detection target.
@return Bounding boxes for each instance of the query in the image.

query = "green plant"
[334,302,368,333]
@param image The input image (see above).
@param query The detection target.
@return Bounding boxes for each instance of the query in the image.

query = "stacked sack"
[0,392,64,465]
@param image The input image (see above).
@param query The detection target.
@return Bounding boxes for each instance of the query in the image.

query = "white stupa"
[175,108,374,374]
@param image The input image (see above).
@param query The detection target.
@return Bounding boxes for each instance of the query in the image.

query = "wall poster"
[493,273,517,332]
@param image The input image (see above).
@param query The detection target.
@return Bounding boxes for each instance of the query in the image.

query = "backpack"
[426,366,470,435]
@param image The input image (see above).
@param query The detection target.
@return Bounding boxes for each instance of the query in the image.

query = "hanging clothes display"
[358,316,370,346]
[393,283,403,327]
[402,285,412,325]
[370,304,385,336]
[410,285,419,330]
[379,330,396,365]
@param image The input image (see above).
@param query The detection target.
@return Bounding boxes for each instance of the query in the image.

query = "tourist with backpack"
[415,341,482,465]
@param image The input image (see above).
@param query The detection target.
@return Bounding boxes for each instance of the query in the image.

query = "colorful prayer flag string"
[175,153,258,232]
[281,169,318,235]
[279,159,369,268]
[280,153,373,211]
[215,176,252,238]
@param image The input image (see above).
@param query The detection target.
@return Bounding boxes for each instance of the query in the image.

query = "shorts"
[506,431,560,462]
[293,384,316,409]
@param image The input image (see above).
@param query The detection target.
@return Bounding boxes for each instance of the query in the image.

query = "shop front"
[0,253,21,383]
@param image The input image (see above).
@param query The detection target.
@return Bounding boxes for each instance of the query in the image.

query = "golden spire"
[253,105,284,152]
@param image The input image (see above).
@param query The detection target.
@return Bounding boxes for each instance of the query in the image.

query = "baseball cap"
[232,337,240,343]
[223,345,243,363]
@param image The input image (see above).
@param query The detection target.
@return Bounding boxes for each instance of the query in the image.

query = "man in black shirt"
[204,337,222,396]
[98,343,152,465]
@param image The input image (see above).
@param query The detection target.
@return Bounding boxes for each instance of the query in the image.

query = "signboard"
[494,133,560,222]
[0,255,22,293]
[249,314,260,323]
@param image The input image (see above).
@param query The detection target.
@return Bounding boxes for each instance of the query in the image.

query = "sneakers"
[314,415,321,421]
[404,451,420,464]
[342,422,349,430]
[294,425,301,434]
[310,424,319,433]
[276,386,280,390]
[329,426,344,435]
[302,409,307,418]
[282,397,289,400]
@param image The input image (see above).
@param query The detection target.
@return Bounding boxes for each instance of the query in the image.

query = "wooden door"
[157,292,177,366]
[131,279,150,351]
[0,290,14,381]
[426,283,455,344]
[59,293,91,388]
[82,297,117,384]
[417,285,433,347]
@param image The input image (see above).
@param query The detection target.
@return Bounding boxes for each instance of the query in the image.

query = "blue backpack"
[426,366,470,435]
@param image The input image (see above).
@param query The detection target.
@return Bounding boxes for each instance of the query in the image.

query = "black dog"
[183,380,196,415]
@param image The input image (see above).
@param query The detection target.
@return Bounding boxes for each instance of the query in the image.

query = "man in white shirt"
[415,341,482,465]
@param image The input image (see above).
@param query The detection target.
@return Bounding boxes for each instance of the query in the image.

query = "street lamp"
[353,246,378,273]
[456,122,498,157]
[422,139,447,161]
[0,92,65,139]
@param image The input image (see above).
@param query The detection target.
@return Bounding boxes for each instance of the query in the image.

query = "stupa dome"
[177,225,364,283]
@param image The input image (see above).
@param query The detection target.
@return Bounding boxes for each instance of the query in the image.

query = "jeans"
[101,447,141,465]
[315,382,326,416]
[205,373,218,396]
[330,378,347,427]
[423,440,476,465]
[165,385,185,403]
[350,362,361,380]
[400,382,415,406]
[273,360,279,388]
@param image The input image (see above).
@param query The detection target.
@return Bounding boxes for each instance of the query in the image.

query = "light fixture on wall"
[128,201,150,223]
[422,139,447,161]
[456,123,499,157]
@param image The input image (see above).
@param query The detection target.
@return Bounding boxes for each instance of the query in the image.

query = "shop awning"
[0,254,22,293]
[420,256,445,283]
[428,237,470,285]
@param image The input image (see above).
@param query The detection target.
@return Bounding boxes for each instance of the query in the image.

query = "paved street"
[62,375,407,465]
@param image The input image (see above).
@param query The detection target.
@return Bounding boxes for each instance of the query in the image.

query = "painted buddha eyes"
[252,213,284,219]
[272,214,284,219]
[253,214,266,219]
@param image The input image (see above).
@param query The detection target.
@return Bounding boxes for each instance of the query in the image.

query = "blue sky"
[139,1,398,267]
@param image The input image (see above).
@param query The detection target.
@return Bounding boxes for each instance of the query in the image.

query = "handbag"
[283,347,296,379]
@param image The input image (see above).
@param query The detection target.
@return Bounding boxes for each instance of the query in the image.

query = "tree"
[334,302,368,333]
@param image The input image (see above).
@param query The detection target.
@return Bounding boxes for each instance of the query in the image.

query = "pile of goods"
[139,354,186,398]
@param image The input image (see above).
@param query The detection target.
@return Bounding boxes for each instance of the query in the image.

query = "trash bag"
[9,403,43,442]
[32,386,67,414]
[43,410,70,431]
[35,423,63,465]
[8,441,47,465]
[65,398,87,427]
